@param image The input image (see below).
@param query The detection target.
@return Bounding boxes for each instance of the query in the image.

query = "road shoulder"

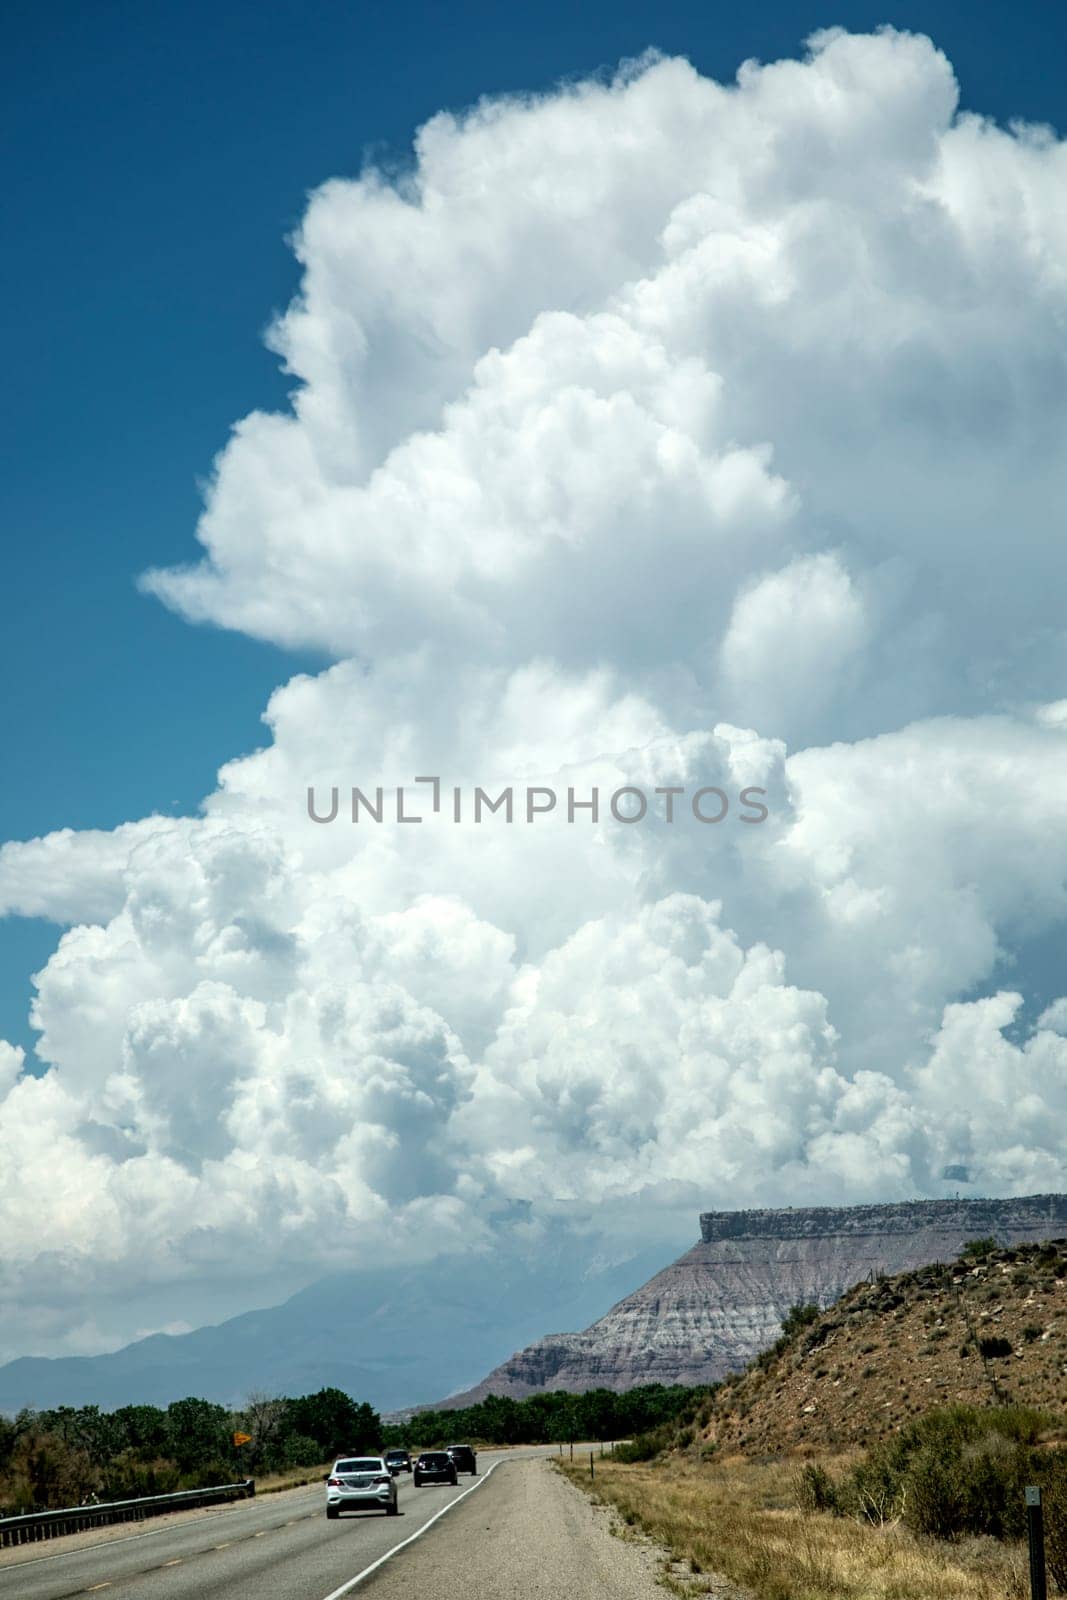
[360,1456,712,1598]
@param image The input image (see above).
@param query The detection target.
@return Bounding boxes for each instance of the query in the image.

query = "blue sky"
[2,1,1065,1056]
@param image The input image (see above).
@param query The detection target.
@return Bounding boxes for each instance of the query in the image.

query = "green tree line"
[0,1387,379,1514]
[0,1381,705,1515]
[382,1383,708,1451]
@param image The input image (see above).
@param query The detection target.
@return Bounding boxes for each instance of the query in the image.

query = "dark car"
[413,1451,458,1487]
[445,1443,477,1475]
[384,1449,412,1475]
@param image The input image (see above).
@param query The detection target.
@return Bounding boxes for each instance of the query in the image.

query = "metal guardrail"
[0,1478,255,1548]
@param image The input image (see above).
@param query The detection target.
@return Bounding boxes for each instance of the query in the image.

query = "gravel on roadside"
[361,1456,744,1599]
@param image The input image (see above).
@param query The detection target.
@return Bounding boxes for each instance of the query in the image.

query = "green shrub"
[280,1432,322,1468]
[614,1424,675,1462]
[781,1302,822,1338]
[978,1336,1013,1359]
[843,1405,1060,1542]
[103,1453,180,1499]
[960,1237,999,1262]
[795,1462,839,1514]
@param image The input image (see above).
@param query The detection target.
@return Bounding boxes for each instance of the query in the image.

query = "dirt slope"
[701,1239,1067,1455]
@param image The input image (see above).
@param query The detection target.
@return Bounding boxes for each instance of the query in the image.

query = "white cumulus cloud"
[3,27,1067,1359]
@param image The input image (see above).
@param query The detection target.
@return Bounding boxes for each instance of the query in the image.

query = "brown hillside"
[702,1238,1067,1455]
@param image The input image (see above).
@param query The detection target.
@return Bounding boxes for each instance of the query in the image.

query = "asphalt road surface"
[0,1446,582,1600]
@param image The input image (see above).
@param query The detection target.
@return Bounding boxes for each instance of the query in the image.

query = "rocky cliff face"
[438,1193,1067,1406]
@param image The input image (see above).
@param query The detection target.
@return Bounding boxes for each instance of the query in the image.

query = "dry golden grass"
[560,1455,1033,1600]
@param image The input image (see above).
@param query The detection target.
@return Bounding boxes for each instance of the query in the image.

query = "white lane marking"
[319,1462,502,1600]
[0,1491,320,1569]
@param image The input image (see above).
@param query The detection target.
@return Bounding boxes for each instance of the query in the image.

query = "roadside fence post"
[1026,1486,1048,1600]
[569,1442,573,1461]
[590,1452,594,1481]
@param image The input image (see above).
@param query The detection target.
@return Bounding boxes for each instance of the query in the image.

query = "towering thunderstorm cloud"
[3,28,1067,1359]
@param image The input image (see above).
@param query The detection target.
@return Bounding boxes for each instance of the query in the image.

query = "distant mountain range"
[0,1239,676,1416]
[7,1193,1063,1418]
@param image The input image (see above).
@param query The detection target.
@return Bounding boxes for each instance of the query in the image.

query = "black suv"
[384,1449,411,1475]
[413,1451,458,1486]
[445,1443,477,1475]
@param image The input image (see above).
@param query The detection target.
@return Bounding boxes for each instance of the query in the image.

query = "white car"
[325,1455,400,1518]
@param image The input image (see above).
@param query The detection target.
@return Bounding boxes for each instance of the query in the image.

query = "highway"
[0,1447,569,1600]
